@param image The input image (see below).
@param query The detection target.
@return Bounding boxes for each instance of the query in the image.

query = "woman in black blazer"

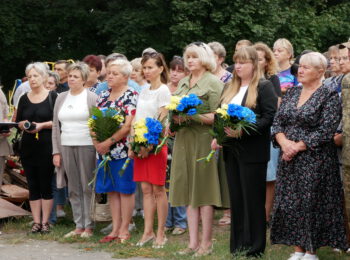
[212,46,277,257]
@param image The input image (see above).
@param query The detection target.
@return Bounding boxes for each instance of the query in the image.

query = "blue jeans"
[165,203,187,229]
[49,174,68,224]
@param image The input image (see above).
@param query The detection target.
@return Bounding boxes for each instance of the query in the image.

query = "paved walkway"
[0,233,156,260]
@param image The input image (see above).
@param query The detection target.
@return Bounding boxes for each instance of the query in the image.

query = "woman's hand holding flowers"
[211,138,222,150]
[224,127,242,138]
[95,140,110,155]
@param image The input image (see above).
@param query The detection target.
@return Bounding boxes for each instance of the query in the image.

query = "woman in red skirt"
[129,52,171,248]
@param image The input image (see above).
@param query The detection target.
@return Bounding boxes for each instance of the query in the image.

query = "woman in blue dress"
[94,59,138,243]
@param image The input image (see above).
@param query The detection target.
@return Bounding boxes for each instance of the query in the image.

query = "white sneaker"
[100,223,113,234]
[288,253,305,260]
[301,254,319,260]
[128,222,136,232]
[57,209,66,218]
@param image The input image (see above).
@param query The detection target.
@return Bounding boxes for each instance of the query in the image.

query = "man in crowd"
[54,60,69,93]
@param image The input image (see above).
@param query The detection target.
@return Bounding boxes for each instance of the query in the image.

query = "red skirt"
[133,146,167,186]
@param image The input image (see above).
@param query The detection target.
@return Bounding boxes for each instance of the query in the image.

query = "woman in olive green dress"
[169,42,229,257]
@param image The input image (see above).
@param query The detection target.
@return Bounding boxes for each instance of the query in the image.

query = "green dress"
[169,71,230,208]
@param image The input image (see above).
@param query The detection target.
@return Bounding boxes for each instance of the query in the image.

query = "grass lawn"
[0,210,349,260]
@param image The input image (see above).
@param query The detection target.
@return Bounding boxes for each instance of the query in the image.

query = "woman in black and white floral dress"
[270,52,348,260]
[94,59,138,244]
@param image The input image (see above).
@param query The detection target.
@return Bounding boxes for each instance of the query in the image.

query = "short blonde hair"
[184,42,216,72]
[299,52,327,71]
[208,41,227,58]
[130,58,142,71]
[109,59,133,77]
[67,62,90,82]
[273,38,294,60]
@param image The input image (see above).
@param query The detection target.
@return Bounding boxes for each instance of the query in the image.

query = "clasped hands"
[18,120,44,134]
[280,139,306,161]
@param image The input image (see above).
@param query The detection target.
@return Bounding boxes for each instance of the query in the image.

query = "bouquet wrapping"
[197,103,256,162]
[87,106,124,185]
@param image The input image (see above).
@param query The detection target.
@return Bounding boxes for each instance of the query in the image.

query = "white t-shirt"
[58,89,93,146]
[135,84,171,120]
[230,85,248,105]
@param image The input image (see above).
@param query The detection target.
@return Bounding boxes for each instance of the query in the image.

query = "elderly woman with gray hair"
[52,62,98,238]
[270,52,349,260]
[16,62,58,233]
[96,59,138,244]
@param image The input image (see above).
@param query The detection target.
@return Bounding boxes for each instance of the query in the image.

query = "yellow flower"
[113,114,124,124]
[216,108,229,119]
[221,104,228,110]
[134,118,148,143]
[87,118,95,129]
[166,96,181,110]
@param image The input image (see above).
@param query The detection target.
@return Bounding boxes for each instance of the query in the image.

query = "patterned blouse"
[96,87,138,160]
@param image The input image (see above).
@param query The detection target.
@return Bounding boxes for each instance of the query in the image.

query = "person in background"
[0,86,12,191]
[82,55,102,92]
[130,58,149,90]
[208,41,233,84]
[254,42,281,226]
[45,70,69,224]
[17,62,58,233]
[271,52,348,260]
[130,52,171,249]
[54,60,70,93]
[45,71,60,91]
[98,54,107,81]
[52,62,97,238]
[273,38,298,94]
[164,55,188,236]
[226,39,253,73]
[208,41,233,227]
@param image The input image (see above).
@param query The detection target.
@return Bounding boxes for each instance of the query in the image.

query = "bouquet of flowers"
[87,106,124,185]
[197,103,256,162]
[166,93,203,132]
[119,117,163,175]
[154,93,203,153]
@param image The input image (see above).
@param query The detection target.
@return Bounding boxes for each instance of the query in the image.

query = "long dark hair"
[141,52,169,84]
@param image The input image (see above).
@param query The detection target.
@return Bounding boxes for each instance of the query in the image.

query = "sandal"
[218,213,231,226]
[119,234,131,244]
[99,235,118,243]
[41,223,50,234]
[31,223,42,233]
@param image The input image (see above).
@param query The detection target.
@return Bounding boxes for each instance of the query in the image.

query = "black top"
[267,74,282,97]
[224,79,278,162]
[16,91,58,164]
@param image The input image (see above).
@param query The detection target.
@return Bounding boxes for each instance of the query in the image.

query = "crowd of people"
[0,37,349,259]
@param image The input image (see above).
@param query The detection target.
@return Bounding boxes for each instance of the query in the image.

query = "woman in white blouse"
[52,62,98,238]
[129,52,171,248]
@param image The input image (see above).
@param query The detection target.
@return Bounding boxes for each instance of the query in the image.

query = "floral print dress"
[270,85,348,251]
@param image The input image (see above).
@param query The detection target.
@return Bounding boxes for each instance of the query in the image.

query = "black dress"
[16,91,57,200]
[270,85,348,251]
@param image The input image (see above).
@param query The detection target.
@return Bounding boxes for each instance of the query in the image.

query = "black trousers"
[224,149,267,257]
